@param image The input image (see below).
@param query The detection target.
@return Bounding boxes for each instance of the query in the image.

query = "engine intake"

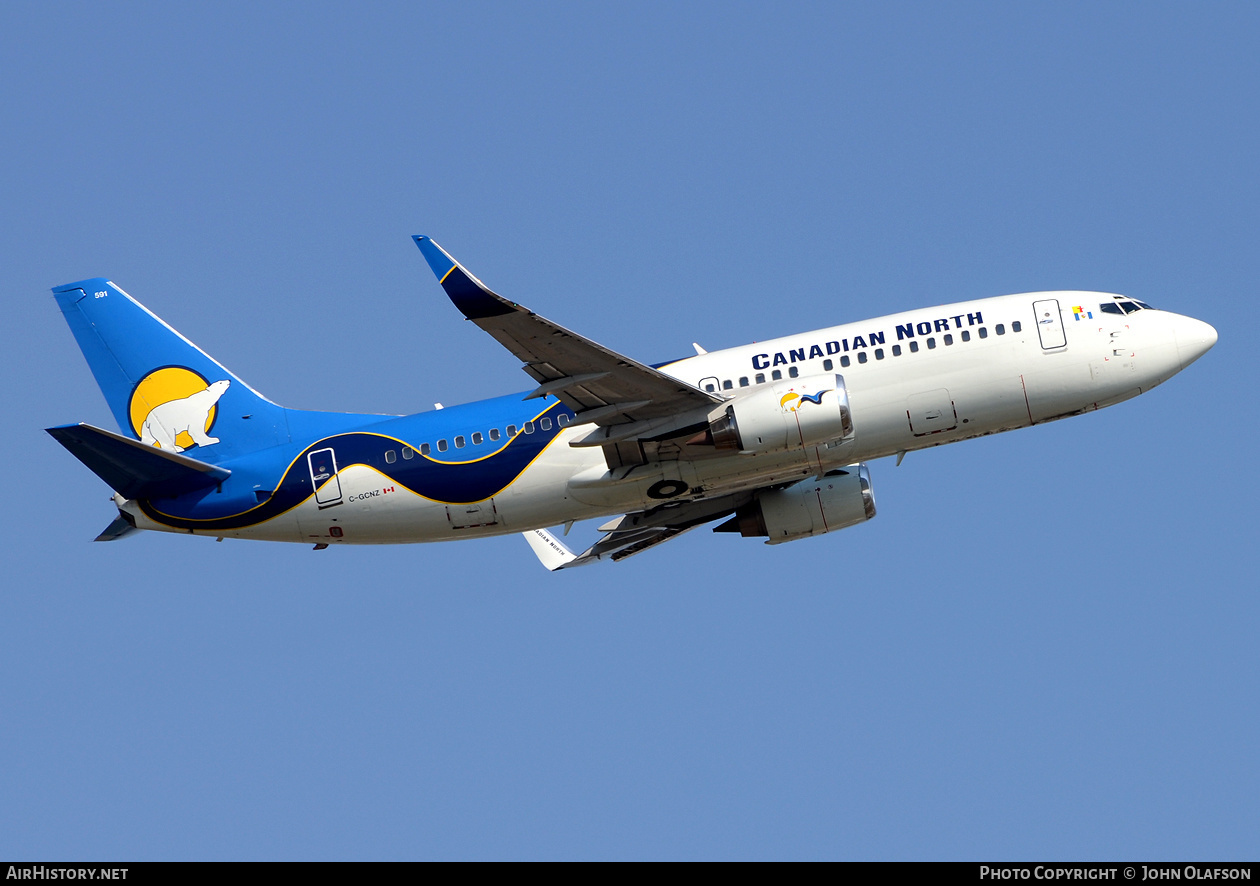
[709,374,854,455]
[716,464,875,544]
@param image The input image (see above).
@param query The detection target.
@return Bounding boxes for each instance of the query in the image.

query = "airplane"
[46,236,1218,569]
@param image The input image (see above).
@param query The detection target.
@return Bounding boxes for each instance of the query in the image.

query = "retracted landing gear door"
[446,500,499,529]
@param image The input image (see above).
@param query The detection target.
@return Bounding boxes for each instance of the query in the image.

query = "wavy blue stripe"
[141,401,569,531]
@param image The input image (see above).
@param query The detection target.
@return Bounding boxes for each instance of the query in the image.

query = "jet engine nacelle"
[717,464,875,544]
[709,374,854,455]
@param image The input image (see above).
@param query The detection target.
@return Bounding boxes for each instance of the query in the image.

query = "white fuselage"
[125,291,1214,545]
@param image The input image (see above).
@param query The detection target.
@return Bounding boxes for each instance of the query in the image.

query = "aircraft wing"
[523,494,750,569]
[414,237,722,428]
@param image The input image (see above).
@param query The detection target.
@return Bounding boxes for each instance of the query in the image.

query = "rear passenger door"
[308,447,343,509]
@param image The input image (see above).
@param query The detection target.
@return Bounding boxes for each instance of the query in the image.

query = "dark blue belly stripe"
[140,401,569,531]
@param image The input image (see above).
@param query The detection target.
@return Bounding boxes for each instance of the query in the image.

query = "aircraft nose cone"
[1175,316,1218,369]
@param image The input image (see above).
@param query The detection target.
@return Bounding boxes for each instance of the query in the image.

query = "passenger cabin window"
[704,382,717,392]
[857,352,868,364]
[772,370,783,380]
[961,330,971,342]
[437,439,448,452]
[1012,321,1022,332]
[420,443,431,455]
[755,373,766,383]
[978,327,988,339]
[540,417,552,431]
[507,424,518,437]
[996,324,1005,335]
[788,366,799,378]
[840,356,850,368]
[402,446,414,459]
[558,414,570,426]
[927,338,937,349]
[523,421,534,434]
[385,449,396,463]
[739,377,749,387]
[489,428,501,441]
[472,432,483,445]
[874,348,884,360]
[909,341,919,353]
[892,345,901,356]
[454,435,465,448]
[944,334,953,345]
[723,379,733,390]
[822,360,832,371]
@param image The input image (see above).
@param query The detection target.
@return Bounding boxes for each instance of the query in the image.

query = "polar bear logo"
[140,379,231,452]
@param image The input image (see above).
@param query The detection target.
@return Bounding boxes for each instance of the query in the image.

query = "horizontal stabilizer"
[47,422,231,500]
[94,511,139,542]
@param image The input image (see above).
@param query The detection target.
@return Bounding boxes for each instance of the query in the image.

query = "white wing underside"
[522,494,751,570]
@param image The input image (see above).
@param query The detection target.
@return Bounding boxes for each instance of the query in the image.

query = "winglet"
[523,527,580,571]
[413,236,517,320]
[413,235,457,280]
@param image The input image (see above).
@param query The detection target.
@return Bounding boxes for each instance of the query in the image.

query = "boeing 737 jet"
[47,237,1217,569]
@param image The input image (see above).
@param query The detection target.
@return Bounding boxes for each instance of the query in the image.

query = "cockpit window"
[1103,297,1155,315]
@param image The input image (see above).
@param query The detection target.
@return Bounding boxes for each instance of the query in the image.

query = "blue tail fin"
[52,279,288,463]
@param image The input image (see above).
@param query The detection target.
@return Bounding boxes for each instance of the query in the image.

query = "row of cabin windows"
[704,321,1023,393]
[381,412,573,463]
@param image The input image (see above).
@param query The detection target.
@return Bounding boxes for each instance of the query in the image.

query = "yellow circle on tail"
[128,366,217,449]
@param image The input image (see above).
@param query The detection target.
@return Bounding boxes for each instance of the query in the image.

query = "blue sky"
[2,1,1257,860]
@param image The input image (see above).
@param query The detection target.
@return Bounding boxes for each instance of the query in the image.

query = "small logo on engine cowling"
[780,390,831,413]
